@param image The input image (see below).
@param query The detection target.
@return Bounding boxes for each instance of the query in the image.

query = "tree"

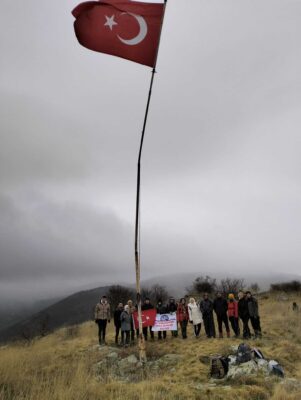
[270,280,301,292]
[192,276,217,295]
[141,284,169,305]
[150,284,169,304]
[218,278,245,295]
[107,285,135,311]
[250,283,260,293]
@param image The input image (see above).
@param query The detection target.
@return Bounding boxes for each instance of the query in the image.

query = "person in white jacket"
[188,297,203,337]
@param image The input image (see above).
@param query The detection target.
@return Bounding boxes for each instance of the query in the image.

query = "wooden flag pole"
[135,0,167,363]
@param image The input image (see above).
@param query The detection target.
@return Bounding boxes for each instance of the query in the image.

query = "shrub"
[270,281,301,292]
[191,276,217,295]
[218,278,245,295]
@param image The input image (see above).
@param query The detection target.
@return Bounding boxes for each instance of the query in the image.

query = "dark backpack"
[236,343,252,364]
[210,355,229,379]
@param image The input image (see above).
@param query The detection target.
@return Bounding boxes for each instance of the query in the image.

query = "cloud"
[0,0,300,301]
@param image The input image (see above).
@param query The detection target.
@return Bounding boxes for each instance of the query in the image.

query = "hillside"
[2,271,300,342]
[0,297,62,332]
[0,292,301,400]
[0,286,110,343]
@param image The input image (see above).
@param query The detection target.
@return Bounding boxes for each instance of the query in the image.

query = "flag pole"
[135,0,168,363]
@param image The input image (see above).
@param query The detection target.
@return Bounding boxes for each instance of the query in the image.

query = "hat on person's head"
[228,293,235,299]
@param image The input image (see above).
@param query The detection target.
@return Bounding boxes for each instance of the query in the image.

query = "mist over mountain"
[0,286,110,343]
[1,270,300,343]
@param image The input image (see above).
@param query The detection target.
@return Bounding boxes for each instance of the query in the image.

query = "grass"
[0,292,300,399]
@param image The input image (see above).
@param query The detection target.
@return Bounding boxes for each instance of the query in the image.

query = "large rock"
[156,354,182,366]
[94,351,182,383]
[280,378,301,391]
[227,360,259,379]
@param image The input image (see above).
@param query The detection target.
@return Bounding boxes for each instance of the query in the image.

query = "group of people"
[94,290,262,346]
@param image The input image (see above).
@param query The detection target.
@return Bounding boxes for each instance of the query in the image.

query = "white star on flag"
[104,15,118,31]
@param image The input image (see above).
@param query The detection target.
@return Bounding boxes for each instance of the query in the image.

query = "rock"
[257,359,269,369]
[157,354,182,366]
[118,354,139,374]
[107,352,119,360]
[199,355,210,364]
[280,378,301,391]
[227,360,259,379]
[126,354,139,364]
[228,355,237,365]
[277,294,289,302]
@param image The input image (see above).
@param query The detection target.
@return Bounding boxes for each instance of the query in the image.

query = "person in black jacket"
[113,303,124,345]
[166,297,178,337]
[213,292,230,338]
[156,299,167,340]
[141,298,155,340]
[238,291,251,339]
[246,291,262,338]
[200,293,216,338]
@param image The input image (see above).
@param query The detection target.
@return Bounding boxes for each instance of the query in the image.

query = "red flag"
[72,1,165,67]
[133,308,156,329]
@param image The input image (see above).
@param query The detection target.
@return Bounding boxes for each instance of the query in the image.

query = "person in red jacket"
[177,298,189,339]
[228,293,240,337]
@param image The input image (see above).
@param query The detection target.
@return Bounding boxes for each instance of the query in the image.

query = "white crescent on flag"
[117,13,148,46]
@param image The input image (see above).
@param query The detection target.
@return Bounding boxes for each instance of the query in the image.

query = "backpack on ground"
[236,343,252,364]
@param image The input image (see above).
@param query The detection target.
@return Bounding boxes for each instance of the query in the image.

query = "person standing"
[113,302,123,345]
[127,299,135,343]
[246,291,262,338]
[188,297,203,337]
[166,297,178,337]
[120,305,131,347]
[227,294,240,337]
[177,298,189,339]
[141,298,155,340]
[94,295,111,345]
[238,291,251,339]
[156,299,168,340]
[213,292,230,338]
[200,293,216,338]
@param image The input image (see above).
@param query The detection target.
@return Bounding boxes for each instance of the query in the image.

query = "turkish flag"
[133,309,156,329]
[72,1,165,67]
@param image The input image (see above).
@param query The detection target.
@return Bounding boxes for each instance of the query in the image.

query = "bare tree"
[141,284,169,305]
[250,283,260,293]
[150,284,169,304]
[192,276,217,295]
[107,285,135,311]
[218,278,245,295]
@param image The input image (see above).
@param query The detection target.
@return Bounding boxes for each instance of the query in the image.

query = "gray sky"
[0,0,300,301]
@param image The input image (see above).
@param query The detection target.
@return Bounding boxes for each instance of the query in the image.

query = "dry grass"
[0,293,301,400]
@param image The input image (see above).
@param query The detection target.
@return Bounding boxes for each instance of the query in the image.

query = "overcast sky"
[0,0,300,301]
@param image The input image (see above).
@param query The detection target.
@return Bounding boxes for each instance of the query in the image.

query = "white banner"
[151,312,177,331]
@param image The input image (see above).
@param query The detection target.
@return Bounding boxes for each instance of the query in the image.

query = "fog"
[0,0,300,301]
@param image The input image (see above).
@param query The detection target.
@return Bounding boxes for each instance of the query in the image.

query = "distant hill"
[1,271,300,343]
[0,297,62,332]
[0,286,110,343]
[142,271,301,296]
